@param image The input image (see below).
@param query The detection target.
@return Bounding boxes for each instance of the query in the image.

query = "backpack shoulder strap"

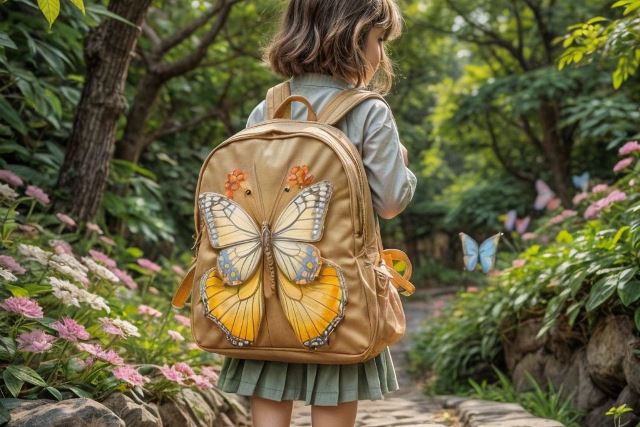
[266,80,292,120]
[317,89,389,125]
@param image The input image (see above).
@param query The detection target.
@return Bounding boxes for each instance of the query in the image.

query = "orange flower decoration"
[224,168,247,199]
[287,165,314,189]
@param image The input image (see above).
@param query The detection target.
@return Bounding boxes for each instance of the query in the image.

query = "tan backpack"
[172,81,415,364]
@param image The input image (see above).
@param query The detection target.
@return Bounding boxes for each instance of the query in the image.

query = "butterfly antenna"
[267,170,290,225]
[252,162,267,222]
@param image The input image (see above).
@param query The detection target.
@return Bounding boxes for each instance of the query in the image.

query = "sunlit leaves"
[36,0,86,28]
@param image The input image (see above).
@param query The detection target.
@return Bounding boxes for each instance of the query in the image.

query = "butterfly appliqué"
[197,180,347,349]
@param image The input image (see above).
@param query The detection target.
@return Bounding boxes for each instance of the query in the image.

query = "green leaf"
[4,285,29,298]
[5,365,47,387]
[0,96,27,135]
[586,275,618,312]
[619,279,640,306]
[609,226,630,249]
[3,369,24,397]
[635,307,640,332]
[46,386,62,400]
[60,384,93,398]
[0,32,17,49]
[68,0,85,14]
[0,401,10,424]
[37,0,60,28]
[85,4,136,27]
[0,336,16,361]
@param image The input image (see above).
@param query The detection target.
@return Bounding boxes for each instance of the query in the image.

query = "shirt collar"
[290,73,355,90]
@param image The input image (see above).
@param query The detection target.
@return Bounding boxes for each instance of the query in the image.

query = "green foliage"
[558,0,640,89]
[409,148,640,394]
[467,367,583,427]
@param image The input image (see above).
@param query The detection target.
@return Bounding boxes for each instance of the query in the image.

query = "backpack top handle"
[273,95,318,121]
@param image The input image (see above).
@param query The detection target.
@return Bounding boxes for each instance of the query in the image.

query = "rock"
[614,386,640,426]
[584,398,615,427]
[7,398,125,427]
[586,315,633,395]
[545,313,585,364]
[158,389,216,427]
[511,348,549,393]
[567,348,607,411]
[623,338,640,395]
[101,392,161,427]
[543,354,571,395]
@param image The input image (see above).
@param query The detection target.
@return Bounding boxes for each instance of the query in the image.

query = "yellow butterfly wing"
[199,192,262,285]
[199,266,263,347]
[277,259,347,348]
[272,181,333,242]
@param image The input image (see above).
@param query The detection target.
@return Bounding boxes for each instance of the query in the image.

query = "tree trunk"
[538,100,572,207]
[55,0,153,221]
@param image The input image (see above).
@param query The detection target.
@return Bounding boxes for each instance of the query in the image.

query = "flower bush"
[0,169,222,408]
[409,140,640,393]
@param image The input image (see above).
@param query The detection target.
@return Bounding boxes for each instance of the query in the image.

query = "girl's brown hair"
[264,0,402,95]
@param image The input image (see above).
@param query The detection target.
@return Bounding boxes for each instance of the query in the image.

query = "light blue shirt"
[246,73,417,219]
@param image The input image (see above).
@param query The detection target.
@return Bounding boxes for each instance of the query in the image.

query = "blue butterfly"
[572,172,590,192]
[459,232,503,273]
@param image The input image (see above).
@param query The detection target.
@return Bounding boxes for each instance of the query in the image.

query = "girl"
[216,1,417,426]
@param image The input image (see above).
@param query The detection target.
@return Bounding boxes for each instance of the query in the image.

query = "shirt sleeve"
[360,100,417,219]
[246,100,266,128]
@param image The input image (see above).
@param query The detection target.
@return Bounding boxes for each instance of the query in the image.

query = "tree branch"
[155,2,225,55]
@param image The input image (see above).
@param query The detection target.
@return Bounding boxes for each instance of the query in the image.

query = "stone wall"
[502,314,640,427]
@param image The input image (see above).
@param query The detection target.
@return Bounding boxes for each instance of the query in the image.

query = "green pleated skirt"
[216,346,399,406]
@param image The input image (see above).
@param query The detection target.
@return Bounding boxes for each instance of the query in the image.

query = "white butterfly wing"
[198,192,262,285]
[272,181,333,242]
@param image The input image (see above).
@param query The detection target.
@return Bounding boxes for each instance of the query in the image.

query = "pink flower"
[99,318,125,337]
[76,342,124,365]
[606,189,627,204]
[174,362,195,377]
[99,236,116,246]
[168,330,184,341]
[174,314,190,327]
[16,330,56,353]
[187,343,200,351]
[521,232,536,241]
[200,366,219,383]
[51,318,90,342]
[614,157,634,173]
[619,140,640,156]
[25,185,50,205]
[111,268,138,290]
[49,239,73,255]
[138,304,162,318]
[512,259,526,268]
[0,255,26,275]
[549,209,578,225]
[466,286,479,293]
[171,265,186,276]
[572,192,588,206]
[0,169,23,187]
[159,365,186,384]
[55,213,77,229]
[86,222,104,235]
[137,258,161,273]
[89,249,117,269]
[546,197,562,211]
[591,184,610,194]
[0,297,44,319]
[112,364,149,387]
[190,374,213,390]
